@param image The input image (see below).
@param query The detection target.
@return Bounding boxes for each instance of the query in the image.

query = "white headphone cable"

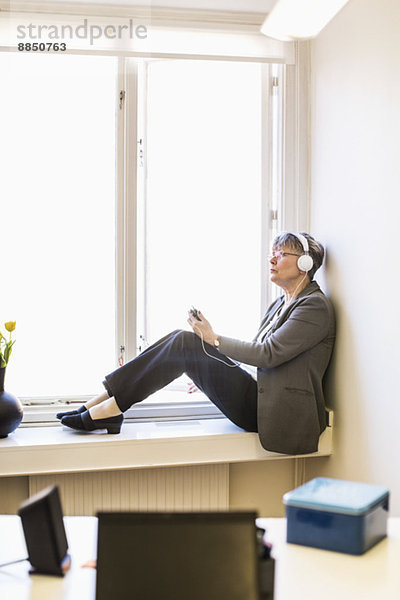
[195,327,239,368]
[287,273,308,305]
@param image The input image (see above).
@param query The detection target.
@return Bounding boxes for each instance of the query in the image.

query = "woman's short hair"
[272,232,325,280]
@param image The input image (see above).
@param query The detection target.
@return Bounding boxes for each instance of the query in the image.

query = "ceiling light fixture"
[260,0,351,41]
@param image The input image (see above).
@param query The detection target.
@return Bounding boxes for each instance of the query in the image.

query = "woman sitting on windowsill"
[57,232,335,455]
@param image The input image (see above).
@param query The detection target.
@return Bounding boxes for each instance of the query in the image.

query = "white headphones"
[294,233,314,273]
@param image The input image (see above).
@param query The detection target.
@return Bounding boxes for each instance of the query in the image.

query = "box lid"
[283,478,389,515]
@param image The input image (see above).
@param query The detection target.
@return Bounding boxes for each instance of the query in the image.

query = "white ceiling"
[19,0,277,13]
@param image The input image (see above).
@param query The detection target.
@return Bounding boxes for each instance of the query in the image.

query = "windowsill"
[0,416,333,477]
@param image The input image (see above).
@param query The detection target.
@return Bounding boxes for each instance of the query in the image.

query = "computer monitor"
[96,511,260,600]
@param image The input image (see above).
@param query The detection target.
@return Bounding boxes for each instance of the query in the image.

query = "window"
[0,53,117,399]
[135,59,273,394]
[140,59,264,346]
[1,50,285,420]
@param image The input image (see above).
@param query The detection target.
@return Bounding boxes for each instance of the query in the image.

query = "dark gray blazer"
[218,281,335,455]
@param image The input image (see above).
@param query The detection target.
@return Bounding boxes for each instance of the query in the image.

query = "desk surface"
[0,516,97,600]
[258,517,400,599]
[1,516,399,599]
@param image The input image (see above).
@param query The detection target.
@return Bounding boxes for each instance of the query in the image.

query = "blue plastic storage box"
[283,477,389,555]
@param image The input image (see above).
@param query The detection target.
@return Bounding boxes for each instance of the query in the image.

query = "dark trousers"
[103,330,258,432]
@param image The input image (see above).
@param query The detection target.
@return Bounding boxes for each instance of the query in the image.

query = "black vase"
[0,367,23,438]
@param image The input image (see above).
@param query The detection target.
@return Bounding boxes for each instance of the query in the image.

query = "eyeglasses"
[268,251,301,261]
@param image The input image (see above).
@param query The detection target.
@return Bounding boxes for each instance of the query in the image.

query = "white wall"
[306,0,400,514]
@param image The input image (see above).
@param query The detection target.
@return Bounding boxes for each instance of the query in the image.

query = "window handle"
[118,345,125,366]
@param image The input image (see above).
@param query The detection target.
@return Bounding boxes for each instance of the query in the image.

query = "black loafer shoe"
[56,405,86,420]
[61,411,123,434]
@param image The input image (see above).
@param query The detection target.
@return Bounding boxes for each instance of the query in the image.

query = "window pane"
[142,60,262,346]
[0,53,117,398]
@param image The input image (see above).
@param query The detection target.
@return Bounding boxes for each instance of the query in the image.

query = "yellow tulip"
[4,321,16,333]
